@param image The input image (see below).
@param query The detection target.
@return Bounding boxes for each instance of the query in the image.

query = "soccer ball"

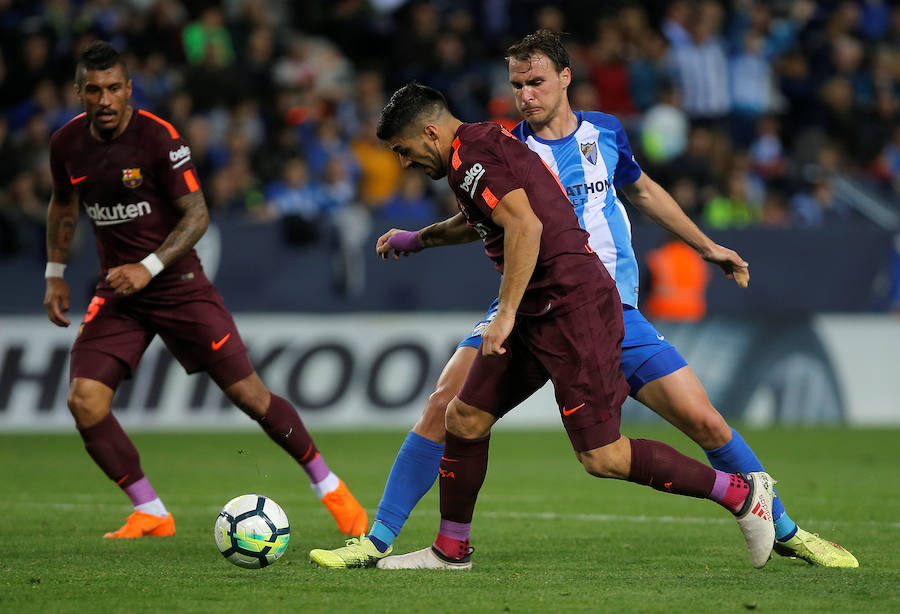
[214,494,290,569]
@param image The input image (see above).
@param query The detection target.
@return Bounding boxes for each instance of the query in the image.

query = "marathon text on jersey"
[567,178,611,206]
[84,201,152,226]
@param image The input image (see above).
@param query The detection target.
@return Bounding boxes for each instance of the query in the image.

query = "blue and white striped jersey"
[512,111,643,307]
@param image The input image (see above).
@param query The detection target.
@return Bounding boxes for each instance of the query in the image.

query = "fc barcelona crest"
[580,141,598,165]
[122,168,142,188]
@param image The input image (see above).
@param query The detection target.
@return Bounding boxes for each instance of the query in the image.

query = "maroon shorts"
[70,275,252,389]
[457,290,630,452]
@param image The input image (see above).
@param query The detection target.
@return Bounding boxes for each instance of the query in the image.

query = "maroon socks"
[256,393,319,466]
[434,431,490,559]
[78,413,144,488]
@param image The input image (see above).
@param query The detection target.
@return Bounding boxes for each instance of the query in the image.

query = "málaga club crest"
[122,168,143,188]
[580,141,598,165]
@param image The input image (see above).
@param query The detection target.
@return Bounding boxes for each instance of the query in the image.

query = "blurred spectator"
[322,155,371,297]
[667,1,730,122]
[668,126,716,201]
[748,115,787,182]
[821,76,858,157]
[774,48,818,137]
[703,169,761,229]
[729,31,778,146]
[789,180,856,227]
[882,126,900,194]
[640,82,688,165]
[130,51,178,113]
[350,116,402,208]
[182,6,235,67]
[304,117,360,182]
[240,26,276,103]
[426,32,485,122]
[643,238,711,321]
[761,189,791,228]
[379,170,439,221]
[668,177,703,221]
[628,29,668,112]
[587,20,636,118]
[261,156,326,237]
[486,95,519,131]
[661,0,692,48]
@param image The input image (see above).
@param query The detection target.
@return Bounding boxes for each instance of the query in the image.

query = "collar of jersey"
[521,110,584,146]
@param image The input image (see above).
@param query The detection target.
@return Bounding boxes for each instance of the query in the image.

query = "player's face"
[508,53,571,129]
[388,128,447,180]
[78,65,132,137]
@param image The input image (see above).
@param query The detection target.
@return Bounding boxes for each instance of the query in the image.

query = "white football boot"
[376,545,473,570]
[734,471,777,568]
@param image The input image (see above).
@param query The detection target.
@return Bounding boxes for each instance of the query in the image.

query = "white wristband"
[45,262,67,278]
[140,253,164,278]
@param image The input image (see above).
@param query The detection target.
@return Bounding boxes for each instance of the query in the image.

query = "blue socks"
[705,428,798,541]
[369,431,444,552]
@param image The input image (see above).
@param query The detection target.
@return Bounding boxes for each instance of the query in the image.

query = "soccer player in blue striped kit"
[310,30,856,570]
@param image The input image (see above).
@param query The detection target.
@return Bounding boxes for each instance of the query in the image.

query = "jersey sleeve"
[142,110,201,201]
[609,116,642,188]
[48,133,72,198]
[465,127,528,216]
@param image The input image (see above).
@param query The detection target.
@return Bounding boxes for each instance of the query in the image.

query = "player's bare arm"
[376,213,479,260]
[481,188,542,356]
[106,190,210,295]
[619,172,750,288]
[44,188,80,327]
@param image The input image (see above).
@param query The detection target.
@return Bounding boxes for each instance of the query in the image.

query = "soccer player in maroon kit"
[42,41,367,539]
[371,83,776,570]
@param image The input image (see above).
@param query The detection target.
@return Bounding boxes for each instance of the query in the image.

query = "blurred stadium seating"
[1,0,899,314]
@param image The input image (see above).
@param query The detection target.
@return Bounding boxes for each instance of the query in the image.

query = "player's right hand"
[481,311,515,356]
[43,277,71,327]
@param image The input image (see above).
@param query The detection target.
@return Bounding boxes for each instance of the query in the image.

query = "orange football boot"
[103,510,176,538]
[321,479,368,536]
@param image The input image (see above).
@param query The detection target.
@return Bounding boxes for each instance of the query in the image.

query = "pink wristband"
[387,231,424,253]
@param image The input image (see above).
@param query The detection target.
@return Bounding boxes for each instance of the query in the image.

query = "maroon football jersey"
[448,122,618,316]
[49,109,203,289]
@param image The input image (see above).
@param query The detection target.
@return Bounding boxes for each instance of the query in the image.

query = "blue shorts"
[457,298,500,349]
[458,301,686,395]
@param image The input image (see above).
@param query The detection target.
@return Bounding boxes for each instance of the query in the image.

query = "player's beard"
[93,108,120,140]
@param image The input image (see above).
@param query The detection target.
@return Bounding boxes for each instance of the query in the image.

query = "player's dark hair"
[376,82,450,141]
[506,29,571,72]
[75,41,127,84]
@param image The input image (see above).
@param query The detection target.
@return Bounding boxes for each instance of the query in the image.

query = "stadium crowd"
[1,0,899,258]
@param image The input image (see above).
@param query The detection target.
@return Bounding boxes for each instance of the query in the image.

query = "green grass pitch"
[1,426,898,613]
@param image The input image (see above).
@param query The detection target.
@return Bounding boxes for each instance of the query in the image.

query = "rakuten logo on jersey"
[460,163,485,198]
[169,145,191,168]
[84,201,152,226]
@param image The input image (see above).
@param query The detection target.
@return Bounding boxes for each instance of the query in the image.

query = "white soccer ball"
[214,494,290,569]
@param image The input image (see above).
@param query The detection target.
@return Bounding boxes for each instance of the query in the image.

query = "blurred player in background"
[43,42,367,539]
[309,31,857,570]
[314,81,779,571]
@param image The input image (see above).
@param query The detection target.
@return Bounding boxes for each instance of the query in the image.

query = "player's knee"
[413,388,454,441]
[227,386,269,417]
[579,451,616,478]
[445,398,491,439]
[66,387,108,428]
[691,408,731,450]
[577,440,630,479]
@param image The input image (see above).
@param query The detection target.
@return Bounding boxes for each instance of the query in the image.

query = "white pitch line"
[5,502,899,529]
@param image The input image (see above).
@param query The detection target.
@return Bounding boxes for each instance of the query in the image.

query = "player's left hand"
[481,311,515,356]
[703,243,750,288]
[106,263,152,296]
